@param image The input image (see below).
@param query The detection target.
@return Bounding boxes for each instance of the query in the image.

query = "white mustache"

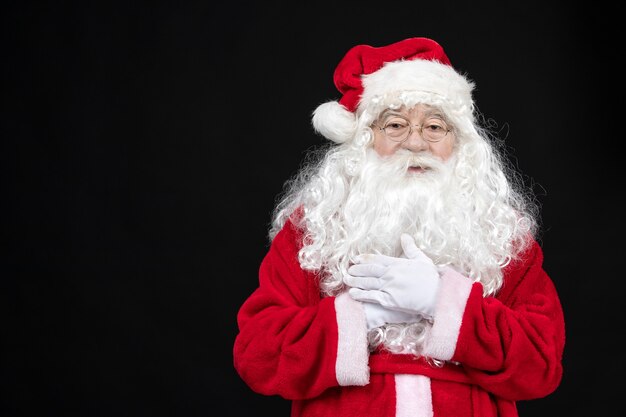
[388,150,445,171]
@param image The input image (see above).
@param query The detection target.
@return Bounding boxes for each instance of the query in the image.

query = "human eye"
[384,118,409,130]
[423,119,447,132]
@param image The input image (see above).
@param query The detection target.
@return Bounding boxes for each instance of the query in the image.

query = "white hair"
[269,98,538,356]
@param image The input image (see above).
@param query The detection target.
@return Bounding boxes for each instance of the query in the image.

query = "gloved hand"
[344,234,441,318]
[360,301,419,331]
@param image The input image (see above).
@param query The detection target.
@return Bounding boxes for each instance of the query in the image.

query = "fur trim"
[335,292,370,386]
[395,374,433,417]
[312,101,357,143]
[422,267,473,361]
[360,59,474,113]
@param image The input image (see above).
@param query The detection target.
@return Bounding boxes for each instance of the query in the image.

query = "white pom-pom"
[311,101,357,144]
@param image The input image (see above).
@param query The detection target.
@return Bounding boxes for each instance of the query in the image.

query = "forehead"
[378,104,446,120]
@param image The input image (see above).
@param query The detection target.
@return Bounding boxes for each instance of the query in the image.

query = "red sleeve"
[423,240,565,401]
[233,220,370,400]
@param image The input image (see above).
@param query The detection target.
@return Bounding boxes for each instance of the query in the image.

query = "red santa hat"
[312,37,475,143]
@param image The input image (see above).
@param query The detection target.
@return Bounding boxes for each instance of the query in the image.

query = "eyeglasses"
[374,116,451,143]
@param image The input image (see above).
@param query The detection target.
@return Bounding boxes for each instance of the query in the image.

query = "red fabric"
[368,354,472,384]
[232,220,339,400]
[333,37,452,112]
[233,218,565,417]
[451,241,566,401]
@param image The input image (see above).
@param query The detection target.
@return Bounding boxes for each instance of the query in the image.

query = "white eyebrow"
[376,107,450,124]
[374,111,405,128]
[378,110,409,120]
[422,107,447,119]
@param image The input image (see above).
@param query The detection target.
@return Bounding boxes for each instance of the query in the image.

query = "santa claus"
[233,37,565,417]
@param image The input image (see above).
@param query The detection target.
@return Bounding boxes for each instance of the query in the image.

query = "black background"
[3,1,623,416]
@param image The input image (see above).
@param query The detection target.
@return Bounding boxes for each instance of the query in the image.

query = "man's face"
[371,104,456,165]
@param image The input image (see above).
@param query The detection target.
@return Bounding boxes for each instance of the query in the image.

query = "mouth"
[407,165,430,174]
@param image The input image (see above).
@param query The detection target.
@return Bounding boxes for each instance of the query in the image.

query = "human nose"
[402,125,429,151]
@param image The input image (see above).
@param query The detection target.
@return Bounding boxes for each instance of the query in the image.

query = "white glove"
[360,301,419,331]
[345,234,440,318]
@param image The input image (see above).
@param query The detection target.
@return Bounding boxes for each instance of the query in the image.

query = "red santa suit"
[233,218,565,417]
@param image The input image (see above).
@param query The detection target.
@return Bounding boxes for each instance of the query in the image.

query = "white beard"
[290,141,526,300]
[339,148,458,262]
